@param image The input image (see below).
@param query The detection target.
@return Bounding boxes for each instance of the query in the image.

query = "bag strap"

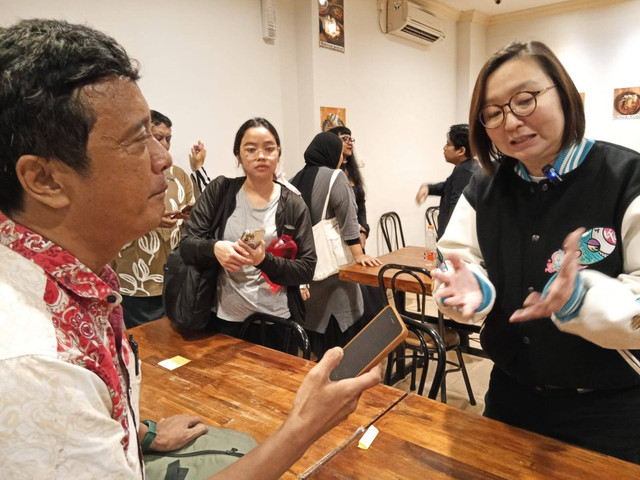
[206,178,237,240]
[619,349,640,376]
[320,170,341,221]
[144,448,246,459]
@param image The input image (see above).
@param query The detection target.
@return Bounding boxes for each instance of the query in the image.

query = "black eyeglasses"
[479,85,556,129]
[339,136,355,144]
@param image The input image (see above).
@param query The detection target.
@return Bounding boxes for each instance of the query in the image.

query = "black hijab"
[291,132,343,211]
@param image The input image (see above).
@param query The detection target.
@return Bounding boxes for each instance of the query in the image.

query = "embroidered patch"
[545,227,616,273]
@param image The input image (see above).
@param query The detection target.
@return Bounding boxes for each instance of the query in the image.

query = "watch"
[140,419,157,452]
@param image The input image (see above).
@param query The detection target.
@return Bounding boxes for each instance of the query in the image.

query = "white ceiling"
[440,0,566,16]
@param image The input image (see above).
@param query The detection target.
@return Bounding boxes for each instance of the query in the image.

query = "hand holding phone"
[170,204,193,219]
[330,306,408,381]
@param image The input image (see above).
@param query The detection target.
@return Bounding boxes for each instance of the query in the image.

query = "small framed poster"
[319,0,344,53]
[613,87,640,118]
[320,106,346,131]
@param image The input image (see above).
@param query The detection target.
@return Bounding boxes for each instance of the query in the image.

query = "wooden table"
[339,246,483,354]
[339,245,432,295]
[133,317,405,479]
[310,393,640,479]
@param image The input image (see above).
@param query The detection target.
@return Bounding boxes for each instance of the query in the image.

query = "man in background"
[149,109,211,199]
[112,109,195,328]
[190,136,211,199]
[0,18,381,479]
[415,124,479,236]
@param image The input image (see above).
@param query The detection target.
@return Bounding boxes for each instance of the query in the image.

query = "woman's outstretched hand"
[430,253,483,321]
[355,254,381,267]
[510,228,584,323]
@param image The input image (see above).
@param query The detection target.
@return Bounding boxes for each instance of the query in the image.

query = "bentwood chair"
[379,211,406,253]
[240,313,311,360]
[378,264,475,405]
[377,265,446,399]
[425,206,440,238]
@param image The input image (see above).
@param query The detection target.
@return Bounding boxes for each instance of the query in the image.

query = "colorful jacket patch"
[545,227,616,273]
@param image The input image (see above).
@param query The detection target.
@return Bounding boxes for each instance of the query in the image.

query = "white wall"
[0,0,460,255]
[485,0,640,153]
[314,1,459,254]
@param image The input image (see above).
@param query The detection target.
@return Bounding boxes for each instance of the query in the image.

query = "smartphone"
[240,228,265,248]
[330,305,408,381]
[170,204,193,219]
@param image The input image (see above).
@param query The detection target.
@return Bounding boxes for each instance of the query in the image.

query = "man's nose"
[150,137,172,171]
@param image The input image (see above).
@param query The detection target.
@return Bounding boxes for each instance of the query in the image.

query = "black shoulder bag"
[162,181,232,331]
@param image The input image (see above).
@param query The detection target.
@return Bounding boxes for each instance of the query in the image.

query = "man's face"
[443,135,461,165]
[151,122,172,151]
[67,77,171,247]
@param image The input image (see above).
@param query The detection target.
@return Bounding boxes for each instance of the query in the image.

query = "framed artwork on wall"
[319,0,344,53]
[320,106,346,131]
[613,87,640,118]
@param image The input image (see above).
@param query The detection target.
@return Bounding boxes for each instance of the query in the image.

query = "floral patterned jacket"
[112,165,194,297]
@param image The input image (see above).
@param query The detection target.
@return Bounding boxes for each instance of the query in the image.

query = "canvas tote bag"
[312,169,355,281]
[144,426,258,479]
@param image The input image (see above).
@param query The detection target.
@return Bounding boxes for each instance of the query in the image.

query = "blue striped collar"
[514,138,595,181]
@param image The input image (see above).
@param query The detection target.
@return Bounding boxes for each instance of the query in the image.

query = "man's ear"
[15,155,71,209]
[457,146,467,158]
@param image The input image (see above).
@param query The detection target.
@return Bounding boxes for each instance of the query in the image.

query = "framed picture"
[613,87,640,118]
[319,0,344,53]
[320,106,346,131]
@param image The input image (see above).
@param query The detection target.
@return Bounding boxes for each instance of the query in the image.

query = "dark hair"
[448,124,472,160]
[469,41,584,173]
[327,126,365,200]
[0,19,140,215]
[151,110,172,128]
[328,126,351,137]
[233,117,281,157]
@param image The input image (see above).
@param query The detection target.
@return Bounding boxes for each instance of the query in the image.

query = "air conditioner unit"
[386,0,444,45]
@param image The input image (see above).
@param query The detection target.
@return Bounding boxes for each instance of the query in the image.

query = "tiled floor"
[392,336,492,415]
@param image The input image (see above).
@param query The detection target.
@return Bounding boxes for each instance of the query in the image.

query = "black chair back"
[377,263,446,399]
[240,313,311,360]
[379,211,405,253]
[425,206,440,238]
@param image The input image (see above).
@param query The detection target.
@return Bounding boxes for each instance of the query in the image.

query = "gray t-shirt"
[216,184,290,322]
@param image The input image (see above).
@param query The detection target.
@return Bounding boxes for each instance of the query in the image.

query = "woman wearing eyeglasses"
[327,126,384,327]
[176,118,316,348]
[291,132,381,359]
[327,127,370,248]
[432,41,640,463]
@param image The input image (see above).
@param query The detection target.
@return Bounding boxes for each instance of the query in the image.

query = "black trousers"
[484,365,640,464]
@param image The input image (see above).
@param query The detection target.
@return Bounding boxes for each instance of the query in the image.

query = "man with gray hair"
[0,18,380,478]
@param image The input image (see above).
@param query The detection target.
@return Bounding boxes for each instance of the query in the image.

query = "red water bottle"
[263,224,298,292]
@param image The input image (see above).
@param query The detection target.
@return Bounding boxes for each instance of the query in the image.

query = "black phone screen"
[329,306,407,381]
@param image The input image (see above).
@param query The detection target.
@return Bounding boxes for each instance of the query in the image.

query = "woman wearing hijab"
[291,132,380,359]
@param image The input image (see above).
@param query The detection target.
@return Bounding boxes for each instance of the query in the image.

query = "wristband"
[141,420,157,452]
